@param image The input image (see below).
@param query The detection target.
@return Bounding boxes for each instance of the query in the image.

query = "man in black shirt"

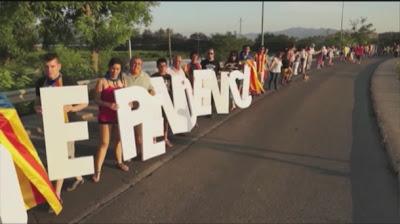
[151,58,173,148]
[201,48,220,76]
[201,48,221,118]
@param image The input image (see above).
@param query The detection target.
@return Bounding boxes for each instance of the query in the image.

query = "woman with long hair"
[92,58,129,183]
[255,46,268,87]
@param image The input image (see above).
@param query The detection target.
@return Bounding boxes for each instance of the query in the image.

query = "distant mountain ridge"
[243,27,339,40]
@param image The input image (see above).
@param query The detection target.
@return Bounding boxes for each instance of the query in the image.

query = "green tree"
[189,32,211,54]
[33,2,76,50]
[0,2,38,64]
[72,2,158,74]
[349,17,376,45]
[34,2,158,74]
[296,36,323,49]
[210,32,252,61]
[378,32,400,48]
[254,33,295,54]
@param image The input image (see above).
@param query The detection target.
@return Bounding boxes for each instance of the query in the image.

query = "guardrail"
[4,79,98,104]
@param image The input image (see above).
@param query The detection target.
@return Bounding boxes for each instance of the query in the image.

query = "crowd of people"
[33,40,396,213]
[380,42,400,57]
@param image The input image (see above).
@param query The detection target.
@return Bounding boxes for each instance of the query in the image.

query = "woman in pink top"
[93,58,129,183]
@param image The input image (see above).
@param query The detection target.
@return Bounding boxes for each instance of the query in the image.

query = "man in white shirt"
[167,55,186,78]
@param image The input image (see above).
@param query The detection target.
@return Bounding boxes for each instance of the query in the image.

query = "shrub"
[53,45,94,82]
[0,68,14,91]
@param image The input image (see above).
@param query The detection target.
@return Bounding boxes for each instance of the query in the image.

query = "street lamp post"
[340,1,344,50]
[239,17,242,36]
[261,1,264,46]
[197,33,200,54]
[168,29,172,66]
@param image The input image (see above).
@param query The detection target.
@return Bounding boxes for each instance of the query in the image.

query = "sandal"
[117,163,129,172]
[165,139,174,148]
[92,171,101,183]
[67,179,84,192]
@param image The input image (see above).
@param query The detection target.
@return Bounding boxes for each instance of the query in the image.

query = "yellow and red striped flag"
[0,94,62,215]
[246,59,265,95]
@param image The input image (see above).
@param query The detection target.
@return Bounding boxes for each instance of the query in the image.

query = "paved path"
[76,57,399,223]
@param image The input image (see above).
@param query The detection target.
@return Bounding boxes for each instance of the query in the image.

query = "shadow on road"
[350,59,400,223]
[195,137,349,178]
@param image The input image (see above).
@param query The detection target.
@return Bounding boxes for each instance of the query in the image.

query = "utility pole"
[168,29,172,66]
[197,33,200,54]
[239,17,242,36]
[128,39,132,59]
[261,1,265,46]
[340,1,344,50]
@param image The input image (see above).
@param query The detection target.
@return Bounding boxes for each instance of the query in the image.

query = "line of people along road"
[33,42,393,213]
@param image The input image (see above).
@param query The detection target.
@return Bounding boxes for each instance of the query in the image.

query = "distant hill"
[274,27,339,39]
[242,32,259,41]
[243,27,339,40]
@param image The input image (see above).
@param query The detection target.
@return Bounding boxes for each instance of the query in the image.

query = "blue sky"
[145,1,399,36]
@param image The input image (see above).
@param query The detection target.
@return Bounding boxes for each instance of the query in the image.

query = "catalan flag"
[246,59,265,95]
[0,94,62,214]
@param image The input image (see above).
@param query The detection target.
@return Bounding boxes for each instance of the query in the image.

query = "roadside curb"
[370,58,400,174]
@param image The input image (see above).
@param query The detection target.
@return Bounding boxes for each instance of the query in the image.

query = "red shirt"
[355,46,364,56]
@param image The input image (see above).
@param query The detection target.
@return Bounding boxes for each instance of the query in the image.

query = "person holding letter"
[151,58,174,148]
[184,51,202,86]
[92,58,129,183]
[34,53,87,212]
[123,56,156,157]
[167,55,186,78]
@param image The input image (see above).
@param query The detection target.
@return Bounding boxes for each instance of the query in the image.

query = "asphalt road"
[82,58,400,223]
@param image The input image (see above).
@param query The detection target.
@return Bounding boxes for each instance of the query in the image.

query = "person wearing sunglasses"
[201,48,221,118]
[201,48,221,76]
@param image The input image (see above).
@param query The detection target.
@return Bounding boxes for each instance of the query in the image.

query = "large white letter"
[182,77,197,130]
[205,71,230,114]
[150,76,196,134]
[193,70,212,116]
[0,145,27,224]
[194,70,230,115]
[115,86,165,161]
[41,86,93,180]
[229,67,252,109]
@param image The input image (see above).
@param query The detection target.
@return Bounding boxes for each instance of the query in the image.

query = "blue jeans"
[268,72,279,90]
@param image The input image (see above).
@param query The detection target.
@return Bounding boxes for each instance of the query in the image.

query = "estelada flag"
[246,60,265,95]
[0,93,62,214]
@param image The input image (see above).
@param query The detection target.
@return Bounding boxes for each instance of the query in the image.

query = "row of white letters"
[1,67,253,223]
[41,66,253,181]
